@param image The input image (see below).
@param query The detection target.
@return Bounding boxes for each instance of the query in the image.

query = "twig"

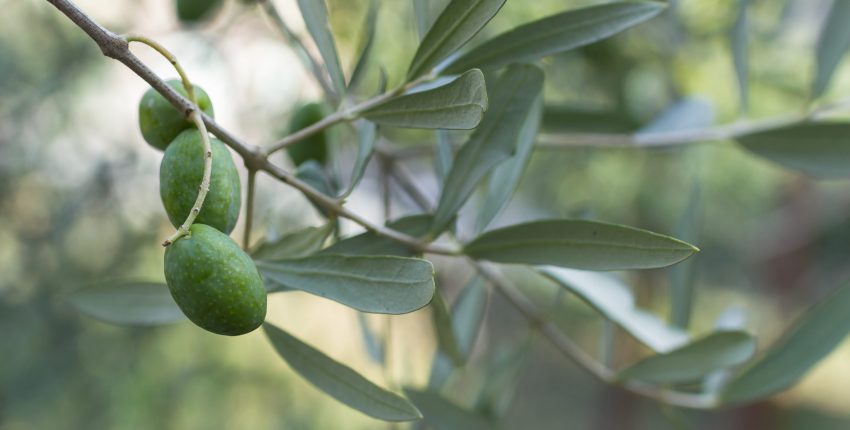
[45,0,456,257]
[243,169,257,250]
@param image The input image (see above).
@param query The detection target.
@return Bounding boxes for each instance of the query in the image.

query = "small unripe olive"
[160,129,241,234]
[165,224,266,336]
[176,0,223,23]
[138,79,214,151]
[286,102,330,167]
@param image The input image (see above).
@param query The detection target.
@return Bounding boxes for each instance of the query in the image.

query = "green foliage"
[362,68,488,129]
[617,331,755,384]
[812,0,850,100]
[722,282,850,405]
[431,64,543,234]
[160,129,241,234]
[164,224,266,336]
[404,388,494,430]
[286,102,330,167]
[443,2,665,74]
[466,220,698,271]
[407,0,506,80]
[176,0,222,23]
[255,254,435,314]
[736,123,850,178]
[295,0,345,95]
[264,323,422,421]
[66,281,185,326]
[138,79,214,150]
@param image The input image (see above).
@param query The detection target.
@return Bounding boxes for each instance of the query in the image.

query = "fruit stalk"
[163,111,213,246]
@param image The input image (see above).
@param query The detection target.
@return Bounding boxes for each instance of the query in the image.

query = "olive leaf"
[812,0,850,100]
[342,119,377,198]
[465,219,698,271]
[443,2,665,74]
[256,254,435,314]
[347,0,378,92]
[296,0,345,94]
[407,0,507,80]
[736,122,850,178]
[431,64,544,235]
[404,388,494,430]
[730,0,750,111]
[66,281,184,326]
[617,331,756,384]
[431,289,464,366]
[722,281,850,405]
[539,267,690,353]
[362,69,487,129]
[251,224,333,261]
[264,323,422,421]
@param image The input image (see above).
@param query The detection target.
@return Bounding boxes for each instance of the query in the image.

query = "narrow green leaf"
[477,95,543,231]
[404,388,493,430]
[264,323,422,421]
[343,119,377,197]
[431,64,544,234]
[323,214,434,257]
[452,276,488,361]
[296,160,338,217]
[434,130,454,185]
[256,254,435,314]
[669,181,702,329]
[66,281,184,326]
[722,282,850,405]
[357,313,385,364]
[736,122,850,178]
[252,224,333,261]
[443,2,665,74]
[812,0,850,100]
[618,331,755,384]
[730,0,750,111]
[296,0,346,94]
[413,0,429,40]
[362,69,487,129]
[465,219,698,271]
[431,290,464,366]
[428,351,454,391]
[540,267,690,353]
[407,0,507,80]
[348,0,379,92]
[475,339,530,417]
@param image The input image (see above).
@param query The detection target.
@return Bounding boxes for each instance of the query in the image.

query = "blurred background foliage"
[3,0,850,429]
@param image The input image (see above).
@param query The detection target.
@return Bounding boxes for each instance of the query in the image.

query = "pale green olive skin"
[138,79,214,151]
[160,129,241,234]
[164,224,266,336]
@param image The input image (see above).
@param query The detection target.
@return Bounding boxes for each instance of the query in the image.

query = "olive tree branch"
[384,156,719,410]
[537,99,850,148]
[45,0,459,257]
[256,0,339,104]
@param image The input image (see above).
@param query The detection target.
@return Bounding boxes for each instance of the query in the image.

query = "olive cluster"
[138,80,266,336]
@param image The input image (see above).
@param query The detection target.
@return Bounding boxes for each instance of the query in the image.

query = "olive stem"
[162,111,213,247]
[124,34,196,103]
[243,169,257,250]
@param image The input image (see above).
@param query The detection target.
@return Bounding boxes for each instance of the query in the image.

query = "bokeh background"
[3,0,850,429]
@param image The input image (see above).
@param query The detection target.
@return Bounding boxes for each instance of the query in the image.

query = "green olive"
[138,79,214,151]
[160,129,241,234]
[165,224,266,336]
[286,102,330,167]
[176,0,223,23]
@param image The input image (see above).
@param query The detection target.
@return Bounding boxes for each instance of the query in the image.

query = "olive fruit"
[176,0,223,23]
[138,79,214,151]
[286,102,329,167]
[164,224,266,336]
[160,129,241,234]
